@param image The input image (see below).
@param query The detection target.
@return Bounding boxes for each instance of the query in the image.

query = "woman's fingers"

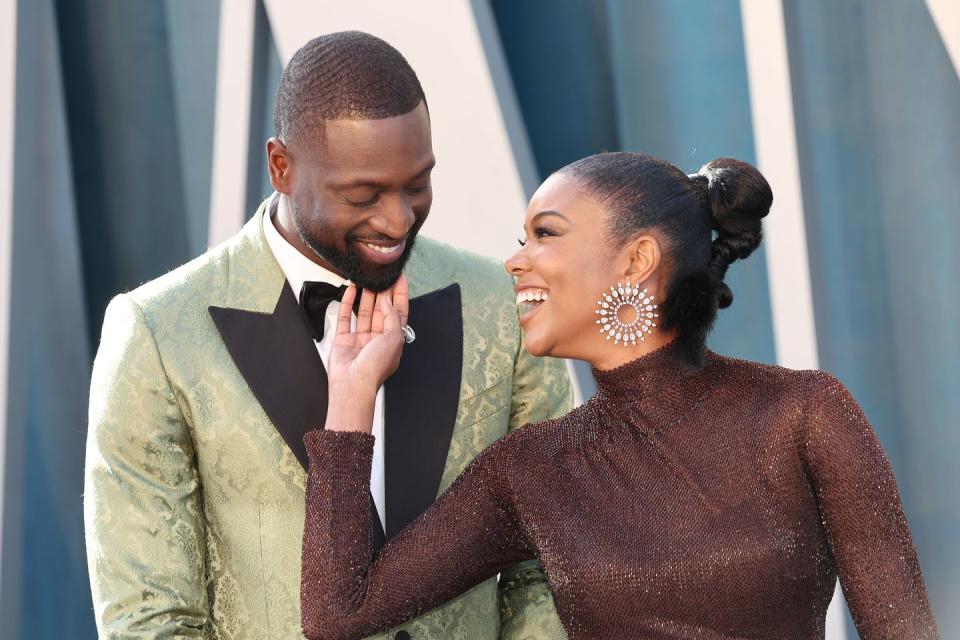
[340,279,404,343]
[394,274,410,328]
[371,291,387,334]
[356,288,377,334]
[378,293,403,344]
[336,284,357,336]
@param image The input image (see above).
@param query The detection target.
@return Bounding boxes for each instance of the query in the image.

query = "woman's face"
[505,173,641,360]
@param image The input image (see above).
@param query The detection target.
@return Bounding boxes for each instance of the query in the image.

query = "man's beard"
[291,203,421,292]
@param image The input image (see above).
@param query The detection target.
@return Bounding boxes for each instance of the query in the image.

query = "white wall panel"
[926,0,960,78]
[0,0,18,609]
[740,0,819,372]
[740,2,845,638]
[208,0,257,246]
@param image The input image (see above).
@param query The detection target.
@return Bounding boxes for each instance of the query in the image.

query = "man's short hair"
[273,31,427,144]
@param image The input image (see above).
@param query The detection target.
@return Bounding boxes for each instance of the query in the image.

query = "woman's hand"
[324,275,409,433]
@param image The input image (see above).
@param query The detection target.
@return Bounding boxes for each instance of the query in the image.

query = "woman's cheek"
[552,295,579,348]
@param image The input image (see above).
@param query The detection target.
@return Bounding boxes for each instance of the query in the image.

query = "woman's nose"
[504,247,529,276]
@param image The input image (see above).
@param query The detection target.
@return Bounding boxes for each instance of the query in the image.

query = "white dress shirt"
[263,193,386,529]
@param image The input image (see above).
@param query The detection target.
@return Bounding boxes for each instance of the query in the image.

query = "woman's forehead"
[527,174,602,222]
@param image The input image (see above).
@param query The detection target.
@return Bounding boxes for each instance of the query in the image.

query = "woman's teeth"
[362,242,402,255]
[516,289,549,312]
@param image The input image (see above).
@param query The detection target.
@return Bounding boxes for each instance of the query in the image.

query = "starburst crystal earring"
[594,280,658,346]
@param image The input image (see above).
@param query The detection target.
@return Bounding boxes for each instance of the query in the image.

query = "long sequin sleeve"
[801,372,939,638]
[301,429,536,640]
[498,336,571,640]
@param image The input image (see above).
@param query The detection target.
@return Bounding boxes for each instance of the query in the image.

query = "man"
[85,31,571,640]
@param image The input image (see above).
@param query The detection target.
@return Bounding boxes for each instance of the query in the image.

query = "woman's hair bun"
[690,158,772,307]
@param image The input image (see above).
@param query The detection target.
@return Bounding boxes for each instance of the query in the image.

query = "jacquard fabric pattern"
[301,341,938,640]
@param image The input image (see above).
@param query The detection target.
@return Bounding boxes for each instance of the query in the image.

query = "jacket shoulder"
[124,237,239,316]
[104,235,249,351]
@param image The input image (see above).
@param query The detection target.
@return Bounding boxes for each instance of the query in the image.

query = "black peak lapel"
[209,285,325,467]
[384,283,463,540]
[209,285,386,552]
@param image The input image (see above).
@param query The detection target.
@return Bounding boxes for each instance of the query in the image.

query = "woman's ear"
[624,235,662,284]
[267,137,292,193]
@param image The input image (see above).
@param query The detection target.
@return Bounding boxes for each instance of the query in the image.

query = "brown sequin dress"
[301,342,938,639]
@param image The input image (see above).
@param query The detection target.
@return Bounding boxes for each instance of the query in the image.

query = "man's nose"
[376,193,416,237]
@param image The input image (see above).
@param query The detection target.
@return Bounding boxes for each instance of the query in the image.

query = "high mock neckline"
[591,339,703,402]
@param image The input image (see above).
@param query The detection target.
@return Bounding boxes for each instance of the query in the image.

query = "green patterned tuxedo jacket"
[85,199,572,640]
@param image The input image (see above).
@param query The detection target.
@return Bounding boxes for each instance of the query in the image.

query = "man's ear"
[267,137,292,194]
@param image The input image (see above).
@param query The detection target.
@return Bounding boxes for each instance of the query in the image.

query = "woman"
[300,154,938,639]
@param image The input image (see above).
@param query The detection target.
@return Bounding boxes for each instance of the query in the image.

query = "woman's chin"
[521,329,551,358]
[523,332,589,362]
[524,344,549,358]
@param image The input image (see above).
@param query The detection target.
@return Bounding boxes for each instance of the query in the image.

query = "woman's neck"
[590,335,703,406]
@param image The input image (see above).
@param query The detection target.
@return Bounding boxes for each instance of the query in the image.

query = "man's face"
[277,102,434,291]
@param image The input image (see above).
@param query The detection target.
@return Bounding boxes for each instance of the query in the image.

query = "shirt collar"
[262,192,349,300]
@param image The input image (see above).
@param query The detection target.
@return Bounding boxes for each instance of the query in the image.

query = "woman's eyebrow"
[531,210,569,223]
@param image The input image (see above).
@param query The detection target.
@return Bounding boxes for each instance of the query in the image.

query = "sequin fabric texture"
[301,341,938,640]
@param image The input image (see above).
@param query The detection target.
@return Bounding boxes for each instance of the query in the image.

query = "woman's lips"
[516,288,549,326]
[518,301,545,326]
[355,238,406,265]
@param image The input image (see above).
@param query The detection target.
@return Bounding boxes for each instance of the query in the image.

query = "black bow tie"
[298,281,361,342]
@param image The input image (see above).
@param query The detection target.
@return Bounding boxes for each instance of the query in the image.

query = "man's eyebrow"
[335,178,386,189]
[334,160,436,190]
[411,159,436,179]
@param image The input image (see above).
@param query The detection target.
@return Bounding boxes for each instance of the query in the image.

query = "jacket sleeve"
[507,335,573,434]
[301,429,536,640]
[801,371,938,639]
[85,294,208,638]
[497,335,571,639]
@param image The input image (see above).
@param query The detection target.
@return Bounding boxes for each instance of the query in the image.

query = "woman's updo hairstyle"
[558,152,772,362]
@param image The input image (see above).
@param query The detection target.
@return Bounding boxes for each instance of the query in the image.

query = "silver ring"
[402,324,416,344]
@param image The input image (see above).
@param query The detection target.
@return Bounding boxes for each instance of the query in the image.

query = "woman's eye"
[534,226,556,238]
[518,227,557,246]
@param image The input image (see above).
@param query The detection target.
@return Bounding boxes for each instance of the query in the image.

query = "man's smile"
[355,237,406,264]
